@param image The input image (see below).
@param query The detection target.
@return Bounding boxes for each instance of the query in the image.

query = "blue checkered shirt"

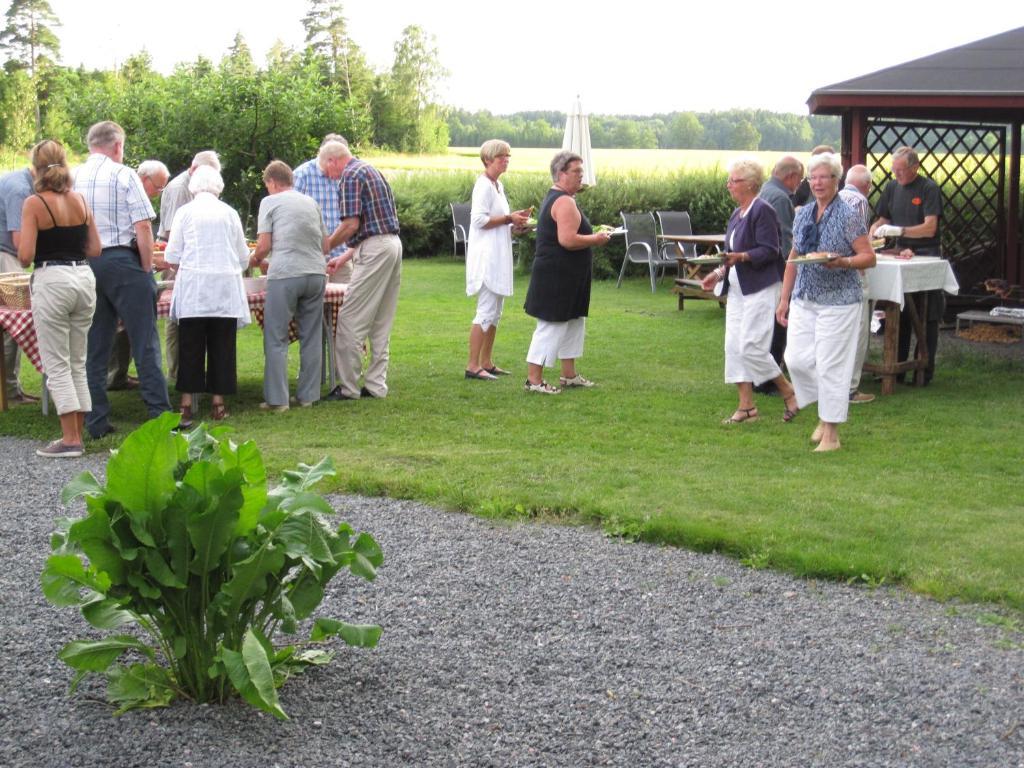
[294,159,345,258]
[339,159,400,247]
[74,153,155,249]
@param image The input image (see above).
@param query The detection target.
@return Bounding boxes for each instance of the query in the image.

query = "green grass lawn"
[4,260,1023,608]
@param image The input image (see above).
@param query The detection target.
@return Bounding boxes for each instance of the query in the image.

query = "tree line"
[447,108,841,152]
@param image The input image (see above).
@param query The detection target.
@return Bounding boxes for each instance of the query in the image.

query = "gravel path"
[1,436,1021,768]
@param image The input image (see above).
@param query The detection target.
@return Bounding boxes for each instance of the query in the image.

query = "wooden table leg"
[878,301,899,395]
[905,293,929,387]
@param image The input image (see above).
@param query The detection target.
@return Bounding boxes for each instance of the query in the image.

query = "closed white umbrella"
[562,96,596,187]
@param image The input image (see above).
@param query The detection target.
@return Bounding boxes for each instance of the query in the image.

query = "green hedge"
[387,168,735,278]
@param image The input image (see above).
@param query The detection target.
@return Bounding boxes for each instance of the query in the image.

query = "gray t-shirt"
[0,168,34,255]
[257,189,328,279]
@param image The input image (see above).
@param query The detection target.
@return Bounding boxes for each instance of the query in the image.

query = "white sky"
[43,0,1021,116]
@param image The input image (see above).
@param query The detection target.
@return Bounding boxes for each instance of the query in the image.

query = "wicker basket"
[0,273,31,309]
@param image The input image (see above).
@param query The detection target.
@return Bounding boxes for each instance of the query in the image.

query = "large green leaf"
[144,549,187,589]
[185,464,240,576]
[310,618,382,648]
[242,629,286,719]
[272,456,336,499]
[275,507,335,563]
[60,471,103,504]
[220,440,267,537]
[105,412,181,525]
[59,636,155,672]
[106,663,177,714]
[350,532,384,581]
[220,643,287,720]
[41,554,111,606]
[82,597,136,630]
[219,543,286,617]
[287,575,325,620]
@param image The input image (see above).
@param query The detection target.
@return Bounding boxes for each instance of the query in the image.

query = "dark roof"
[808,27,1024,117]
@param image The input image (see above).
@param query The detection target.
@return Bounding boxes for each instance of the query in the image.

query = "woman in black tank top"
[18,139,101,457]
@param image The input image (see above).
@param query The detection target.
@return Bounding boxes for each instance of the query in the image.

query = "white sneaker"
[559,374,595,388]
[524,380,561,394]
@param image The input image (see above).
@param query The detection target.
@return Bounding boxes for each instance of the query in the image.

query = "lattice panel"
[865,120,1006,295]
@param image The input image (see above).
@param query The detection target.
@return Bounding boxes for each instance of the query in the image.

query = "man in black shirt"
[870,146,944,384]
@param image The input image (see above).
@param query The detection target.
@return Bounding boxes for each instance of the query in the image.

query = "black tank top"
[34,194,89,266]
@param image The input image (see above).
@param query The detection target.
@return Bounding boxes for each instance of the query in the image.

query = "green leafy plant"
[42,413,383,719]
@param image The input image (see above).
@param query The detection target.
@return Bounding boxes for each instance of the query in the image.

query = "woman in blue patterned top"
[776,153,875,452]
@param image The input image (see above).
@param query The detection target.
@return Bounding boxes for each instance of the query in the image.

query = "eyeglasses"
[562,166,585,176]
[726,178,747,185]
[808,174,835,183]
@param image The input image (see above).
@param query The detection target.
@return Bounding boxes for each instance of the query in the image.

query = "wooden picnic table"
[658,233,726,310]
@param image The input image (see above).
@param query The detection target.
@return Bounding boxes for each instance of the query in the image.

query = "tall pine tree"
[0,0,62,135]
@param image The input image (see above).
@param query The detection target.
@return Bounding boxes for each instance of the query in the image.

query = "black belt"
[38,260,88,267]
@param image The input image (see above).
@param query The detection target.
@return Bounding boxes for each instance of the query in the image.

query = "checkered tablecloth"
[158,283,347,341]
[0,307,43,373]
[0,283,346,376]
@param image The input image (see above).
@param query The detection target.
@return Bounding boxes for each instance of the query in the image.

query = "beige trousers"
[30,263,96,415]
[333,234,402,398]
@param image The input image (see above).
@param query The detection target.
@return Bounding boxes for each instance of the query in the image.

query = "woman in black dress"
[522,151,611,394]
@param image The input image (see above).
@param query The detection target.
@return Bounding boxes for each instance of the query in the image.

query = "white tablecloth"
[864,257,959,308]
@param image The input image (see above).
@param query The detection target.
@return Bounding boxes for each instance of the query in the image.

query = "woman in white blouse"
[464,139,532,380]
[163,166,250,426]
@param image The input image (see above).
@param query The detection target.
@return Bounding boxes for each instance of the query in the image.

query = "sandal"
[178,405,194,429]
[722,407,758,425]
[211,402,229,421]
[484,365,511,376]
[465,368,498,381]
[524,380,561,395]
[782,396,800,423]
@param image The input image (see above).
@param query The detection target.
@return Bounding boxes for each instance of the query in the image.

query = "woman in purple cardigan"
[702,158,799,424]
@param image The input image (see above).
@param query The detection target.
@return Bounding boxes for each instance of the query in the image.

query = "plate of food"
[686,255,724,265]
[594,224,626,236]
[789,252,836,264]
[870,237,886,250]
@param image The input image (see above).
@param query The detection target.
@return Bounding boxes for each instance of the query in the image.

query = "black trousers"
[175,317,238,395]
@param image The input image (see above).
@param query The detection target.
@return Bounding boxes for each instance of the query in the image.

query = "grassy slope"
[4,260,1022,607]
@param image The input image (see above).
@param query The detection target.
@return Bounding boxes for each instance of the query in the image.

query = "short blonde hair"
[480,139,511,165]
[726,157,764,191]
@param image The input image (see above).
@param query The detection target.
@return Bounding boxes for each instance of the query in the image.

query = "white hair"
[137,160,169,179]
[845,164,871,188]
[807,152,843,179]
[191,150,222,173]
[188,165,224,196]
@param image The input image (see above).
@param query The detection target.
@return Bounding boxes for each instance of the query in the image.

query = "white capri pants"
[526,317,585,368]
[30,263,96,416]
[724,281,782,385]
[472,286,505,331]
[785,298,861,424]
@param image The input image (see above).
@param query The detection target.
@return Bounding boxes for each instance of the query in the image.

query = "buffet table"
[862,255,959,394]
[0,282,346,412]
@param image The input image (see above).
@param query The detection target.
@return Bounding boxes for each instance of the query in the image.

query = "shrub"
[389,167,736,277]
[42,413,383,719]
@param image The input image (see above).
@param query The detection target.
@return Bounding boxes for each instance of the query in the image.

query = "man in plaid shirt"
[294,133,352,283]
[74,120,171,438]
[319,140,402,401]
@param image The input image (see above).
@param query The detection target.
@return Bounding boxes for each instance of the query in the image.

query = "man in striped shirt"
[74,120,171,438]
[294,133,352,283]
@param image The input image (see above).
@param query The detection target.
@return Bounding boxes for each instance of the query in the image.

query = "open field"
[3,261,1023,610]
[365,147,800,174]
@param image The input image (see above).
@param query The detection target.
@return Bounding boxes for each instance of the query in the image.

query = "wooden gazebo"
[807,26,1024,302]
